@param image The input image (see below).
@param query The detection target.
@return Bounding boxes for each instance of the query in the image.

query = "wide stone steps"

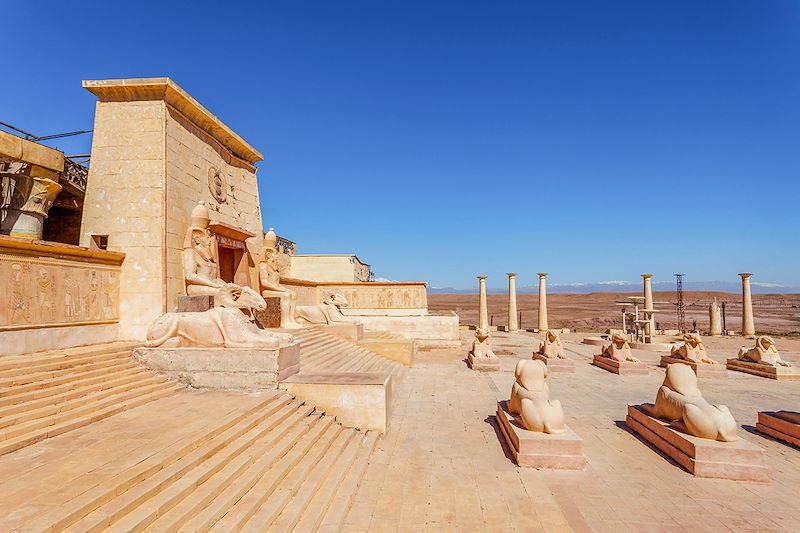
[26,390,378,533]
[292,328,405,380]
[0,342,177,456]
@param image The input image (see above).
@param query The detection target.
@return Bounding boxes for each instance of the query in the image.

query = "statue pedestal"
[253,297,281,329]
[467,353,500,372]
[725,359,800,381]
[626,404,770,482]
[592,354,649,375]
[133,342,299,390]
[532,353,575,373]
[495,401,586,470]
[756,412,800,448]
[660,356,727,379]
[176,295,214,312]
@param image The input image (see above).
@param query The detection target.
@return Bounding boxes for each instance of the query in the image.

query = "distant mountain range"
[428,280,800,295]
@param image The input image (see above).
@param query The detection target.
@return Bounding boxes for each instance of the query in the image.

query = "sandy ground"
[429,292,800,336]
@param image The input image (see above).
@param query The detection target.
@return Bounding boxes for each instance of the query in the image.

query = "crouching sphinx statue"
[145,284,294,348]
[295,293,356,325]
[508,359,565,434]
[647,364,738,442]
[737,336,790,367]
[670,333,716,364]
[600,334,640,362]
[470,327,496,359]
[537,330,567,359]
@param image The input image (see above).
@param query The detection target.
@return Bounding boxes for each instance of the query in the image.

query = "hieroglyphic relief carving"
[0,252,120,329]
[318,285,426,309]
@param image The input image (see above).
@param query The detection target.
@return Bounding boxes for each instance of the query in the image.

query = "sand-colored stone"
[506,273,518,332]
[318,322,364,341]
[756,411,800,448]
[728,336,800,380]
[507,359,565,433]
[296,293,356,325]
[532,330,574,373]
[739,273,755,337]
[669,333,717,364]
[357,336,416,367]
[133,342,300,389]
[281,372,391,434]
[659,355,728,378]
[537,273,548,331]
[709,298,722,336]
[259,227,302,329]
[288,254,372,282]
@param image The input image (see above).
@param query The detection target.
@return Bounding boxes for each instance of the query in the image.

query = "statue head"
[324,292,349,308]
[546,330,559,344]
[190,201,211,229]
[514,359,547,392]
[611,333,628,348]
[662,363,700,396]
[757,336,776,352]
[684,332,702,348]
[217,284,267,312]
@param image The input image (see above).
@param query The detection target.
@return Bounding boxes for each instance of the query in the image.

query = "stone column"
[478,276,489,332]
[0,173,62,239]
[739,273,755,337]
[537,273,548,331]
[507,273,518,332]
[642,274,654,341]
[709,298,722,336]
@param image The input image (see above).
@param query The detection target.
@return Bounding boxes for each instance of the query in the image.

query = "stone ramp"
[0,341,179,456]
[1,388,377,532]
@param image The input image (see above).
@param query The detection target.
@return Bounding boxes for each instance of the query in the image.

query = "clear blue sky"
[3,1,799,289]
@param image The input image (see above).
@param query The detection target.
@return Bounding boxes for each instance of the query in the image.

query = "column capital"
[537,272,548,278]
[641,274,653,279]
[477,275,487,281]
[738,273,752,279]
[506,272,516,277]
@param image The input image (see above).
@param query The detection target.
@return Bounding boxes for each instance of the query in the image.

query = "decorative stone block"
[282,372,391,434]
[133,342,299,390]
[176,295,214,313]
[756,412,800,448]
[592,354,649,375]
[725,359,800,381]
[467,353,500,372]
[358,338,416,366]
[496,401,586,470]
[659,356,727,379]
[318,322,363,341]
[252,297,281,329]
[630,342,678,352]
[532,353,575,373]
[626,404,771,482]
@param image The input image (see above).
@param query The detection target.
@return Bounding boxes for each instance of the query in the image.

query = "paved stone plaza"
[344,331,800,532]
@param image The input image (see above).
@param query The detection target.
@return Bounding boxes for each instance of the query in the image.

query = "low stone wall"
[0,236,125,356]
[282,279,427,313]
[354,313,460,348]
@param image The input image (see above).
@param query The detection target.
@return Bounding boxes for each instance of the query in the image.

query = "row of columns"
[479,273,548,333]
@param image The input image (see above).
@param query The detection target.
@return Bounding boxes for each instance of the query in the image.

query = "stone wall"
[282,279,428,313]
[0,236,124,355]
[288,255,370,283]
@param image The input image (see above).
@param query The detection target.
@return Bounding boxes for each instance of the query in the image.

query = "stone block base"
[630,342,678,352]
[252,297,281,329]
[281,372,391,434]
[582,337,607,347]
[725,359,800,380]
[132,342,300,390]
[592,354,649,375]
[359,338,416,366]
[467,353,500,372]
[318,323,363,341]
[176,295,213,313]
[626,404,771,482]
[660,356,727,379]
[756,412,800,448]
[532,353,575,373]
[496,401,586,470]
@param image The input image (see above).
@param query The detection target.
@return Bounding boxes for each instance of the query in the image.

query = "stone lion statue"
[145,284,294,349]
[601,334,640,363]
[737,336,790,367]
[295,293,355,325]
[470,328,496,358]
[670,333,716,364]
[508,359,565,434]
[646,364,738,442]
[537,330,566,359]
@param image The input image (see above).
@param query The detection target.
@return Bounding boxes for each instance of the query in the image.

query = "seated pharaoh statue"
[646,364,739,442]
[537,330,567,359]
[183,201,261,308]
[259,228,302,329]
[601,334,641,363]
[670,333,716,364]
[470,328,496,359]
[737,336,791,367]
[508,359,565,434]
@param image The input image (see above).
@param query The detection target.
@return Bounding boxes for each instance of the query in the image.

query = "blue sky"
[3,1,799,290]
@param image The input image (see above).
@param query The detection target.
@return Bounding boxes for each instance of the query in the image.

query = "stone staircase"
[0,341,179,457]
[292,327,407,380]
[18,390,377,532]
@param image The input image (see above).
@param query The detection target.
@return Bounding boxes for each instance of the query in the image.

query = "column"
[642,274,654,341]
[478,276,489,332]
[507,273,518,332]
[537,273,548,331]
[739,273,755,337]
[709,298,722,336]
[0,173,62,239]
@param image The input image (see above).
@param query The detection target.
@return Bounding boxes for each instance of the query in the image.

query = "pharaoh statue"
[537,330,567,359]
[508,359,565,434]
[670,333,716,364]
[601,334,641,363]
[470,328,496,359]
[258,228,302,329]
[646,364,739,442]
[737,336,790,367]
